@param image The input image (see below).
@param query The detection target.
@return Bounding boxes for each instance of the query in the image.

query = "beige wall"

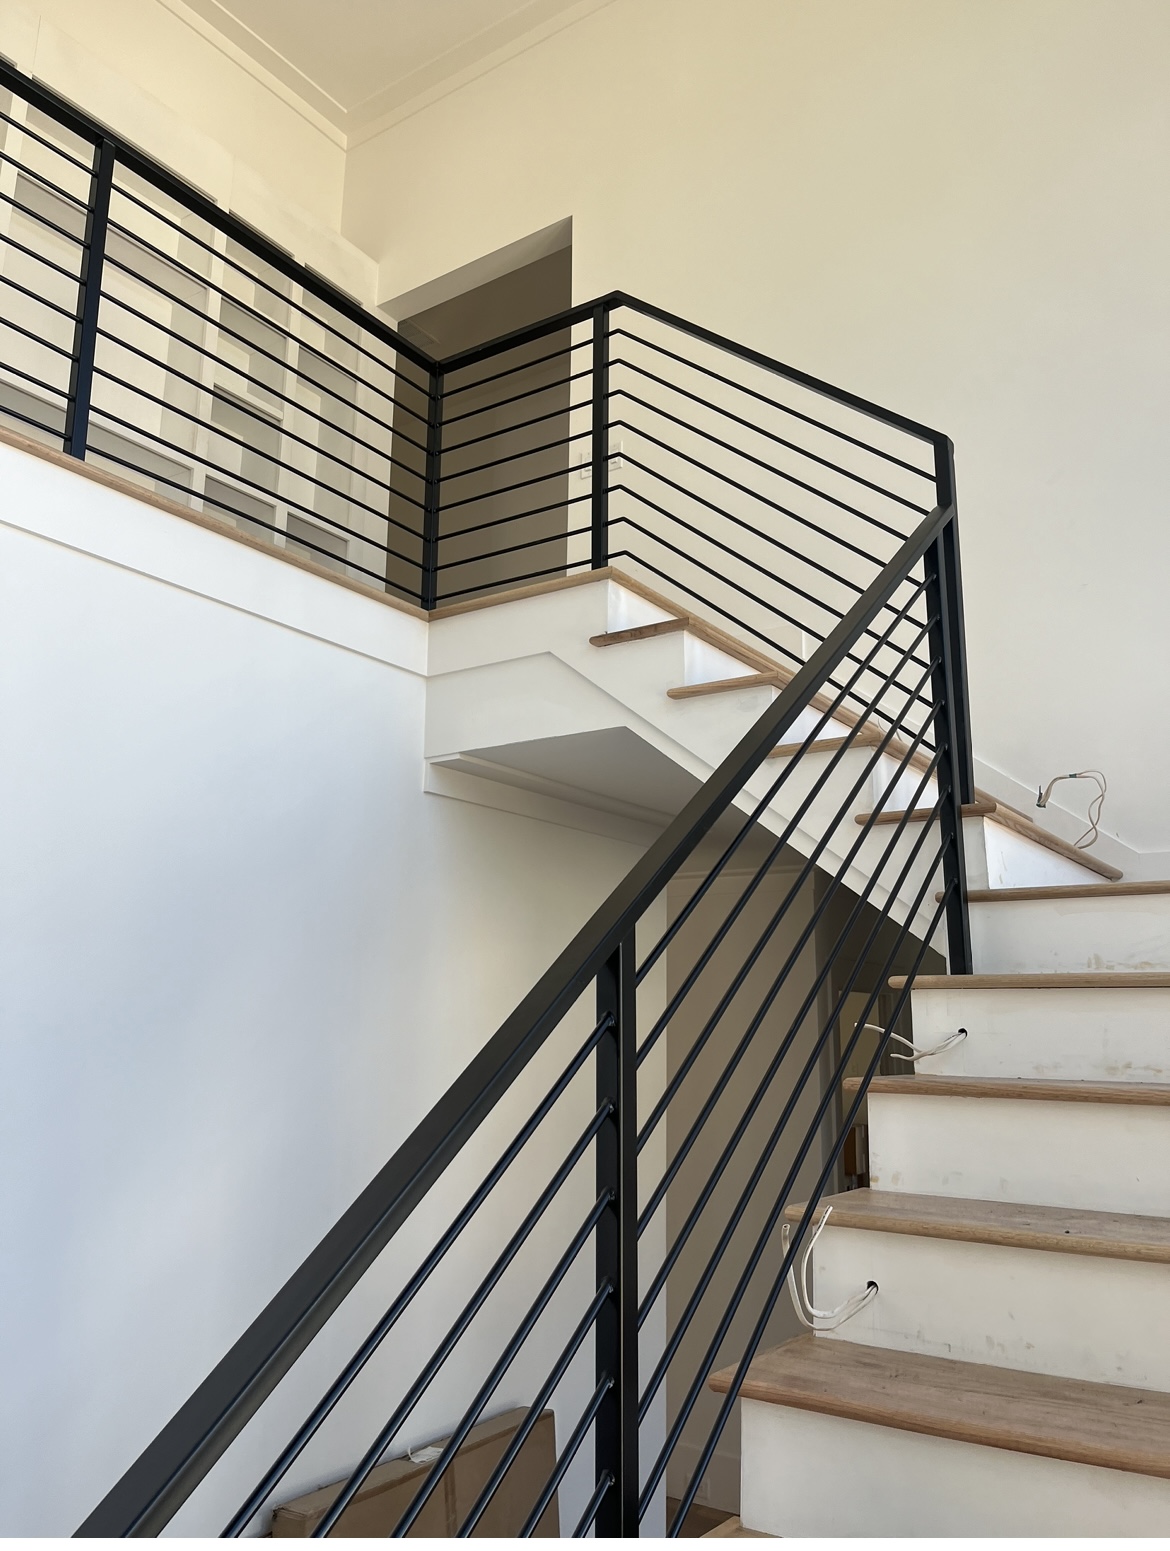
[342,0,1170,866]
[0,0,374,300]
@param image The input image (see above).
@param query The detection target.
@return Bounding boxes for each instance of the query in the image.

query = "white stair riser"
[963,813,1104,888]
[814,1227,1170,1390]
[740,1400,1170,1537]
[970,895,1170,973]
[909,987,1170,1082]
[868,1092,1170,1213]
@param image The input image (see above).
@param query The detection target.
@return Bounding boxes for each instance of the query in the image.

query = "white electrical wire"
[866,1024,968,1063]
[1036,769,1108,850]
[781,1208,878,1331]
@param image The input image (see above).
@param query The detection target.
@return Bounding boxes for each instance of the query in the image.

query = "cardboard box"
[271,1407,559,1536]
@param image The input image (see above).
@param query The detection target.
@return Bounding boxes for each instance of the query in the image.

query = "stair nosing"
[892,971,1170,989]
[667,672,783,699]
[845,1074,1170,1107]
[782,1188,1170,1265]
[709,1334,1170,1480]
[588,617,690,647]
[768,727,883,759]
[953,880,1170,903]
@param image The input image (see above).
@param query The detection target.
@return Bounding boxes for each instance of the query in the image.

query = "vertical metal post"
[925,518,973,976]
[594,931,639,1535]
[933,436,975,806]
[63,136,115,459]
[590,302,610,570]
[419,366,443,610]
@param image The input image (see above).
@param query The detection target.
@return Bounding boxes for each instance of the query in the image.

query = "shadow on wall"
[389,248,573,606]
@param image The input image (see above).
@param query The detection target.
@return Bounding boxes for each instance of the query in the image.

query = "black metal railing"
[75,496,972,1537]
[0,59,973,1541]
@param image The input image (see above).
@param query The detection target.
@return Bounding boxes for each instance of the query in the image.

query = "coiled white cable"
[781,1207,878,1330]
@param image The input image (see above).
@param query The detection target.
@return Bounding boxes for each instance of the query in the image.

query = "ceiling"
[180,0,610,140]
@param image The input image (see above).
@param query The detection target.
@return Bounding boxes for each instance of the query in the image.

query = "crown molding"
[154,0,346,146]
[159,0,617,150]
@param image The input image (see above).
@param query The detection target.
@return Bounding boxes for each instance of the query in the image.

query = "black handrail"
[75,496,965,1536]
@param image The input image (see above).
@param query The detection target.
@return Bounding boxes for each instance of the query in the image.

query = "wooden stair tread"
[856,799,996,824]
[768,726,883,759]
[667,672,784,699]
[589,617,690,646]
[959,880,1170,903]
[845,1074,1170,1106]
[709,1333,1170,1479]
[892,971,1170,989]
[780,1188,1170,1264]
[854,799,1123,882]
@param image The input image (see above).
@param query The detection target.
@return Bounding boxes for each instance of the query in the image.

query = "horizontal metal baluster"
[441,366,592,429]
[636,638,938,1069]
[607,326,935,478]
[645,871,951,1524]
[437,424,591,485]
[602,544,935,736]
[434,457,582,513]
[519,1378,613,1538]
[440,388,592,453]
[619,512,936,699]
[436,524,592,575]
[0,223,85,282]
[0,105,96,170]
[95,272,430,462]
[0,267,81,323]
[92,321,429,499]
[222,1016,610,1536]
[636,710,942,1190]
[439,336,590,399]
[609,353,931,503]
[380,1195,611,1539]
[104,179,430,391]
[572,1471,615,1538]
[305,1107,610,1538]
[434,486,593,545]
[0,181,91,244]
[636,746,943,1362]
[666,888,951,1532]
[78,400,424,576]
[619,491,934,679]
[614,438,887,567]
[434,556,593,605]
[636,755,945,1349]
[456,1281,612,1537]
[634,578,931,981]
[612,384,928,522]
[89,361,422,533]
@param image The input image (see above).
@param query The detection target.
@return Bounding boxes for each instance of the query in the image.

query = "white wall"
[342,0,1170,868]
[0,0,374,301]
[0,440,654,1535]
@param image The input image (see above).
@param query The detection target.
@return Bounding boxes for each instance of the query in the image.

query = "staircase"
[2,57,1160,1541]
[713,886,1170,1536]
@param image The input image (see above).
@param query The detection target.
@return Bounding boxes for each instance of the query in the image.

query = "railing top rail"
[76,498,955,1538]
[0,57,436,374]
[435,289,948,450]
